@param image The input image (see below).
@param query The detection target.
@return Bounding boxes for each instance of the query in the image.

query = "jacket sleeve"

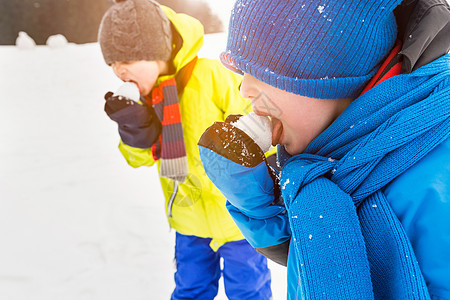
[118,141,157,168]
[202,148,291,265]
[227,203,291,265]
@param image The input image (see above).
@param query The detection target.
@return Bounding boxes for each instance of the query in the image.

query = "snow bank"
[46,34,69,49]
[15,31,36,49]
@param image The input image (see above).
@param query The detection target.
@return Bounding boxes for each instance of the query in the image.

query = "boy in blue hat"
[199,0,450,298]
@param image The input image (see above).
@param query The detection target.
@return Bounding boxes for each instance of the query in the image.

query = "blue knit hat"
[221,0,402,99]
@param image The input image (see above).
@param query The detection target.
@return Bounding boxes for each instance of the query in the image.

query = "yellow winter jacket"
[118,6,252,250]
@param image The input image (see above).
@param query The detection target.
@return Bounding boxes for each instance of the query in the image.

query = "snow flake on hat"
[317,5,325,14]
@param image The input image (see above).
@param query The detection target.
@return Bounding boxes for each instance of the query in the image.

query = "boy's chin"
[284,144,304,156]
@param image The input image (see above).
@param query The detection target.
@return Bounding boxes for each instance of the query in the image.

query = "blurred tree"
[155,0,224,34]
[0,0,222,45]
[0,0,112,45]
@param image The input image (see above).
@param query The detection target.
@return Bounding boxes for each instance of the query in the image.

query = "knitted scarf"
[147,78,188,182]
[280,53,450,299]
[145,58,197,182]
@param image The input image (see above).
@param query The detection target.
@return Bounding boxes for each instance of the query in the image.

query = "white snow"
[113,81,140,102]
[15,31,36,49]
[317,5,325,14]
[0,33,286,299]
[232,112,273,153]
[282,178,290,190]
[46,34,69,49]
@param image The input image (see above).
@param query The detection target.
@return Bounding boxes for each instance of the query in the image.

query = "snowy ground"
[0,33,286,299]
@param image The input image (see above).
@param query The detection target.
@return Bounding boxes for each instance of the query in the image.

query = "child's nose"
[239,74,254,100]
[112,64,126,79]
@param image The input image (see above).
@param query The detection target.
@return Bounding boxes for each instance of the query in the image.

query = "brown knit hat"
[98,0,173,65]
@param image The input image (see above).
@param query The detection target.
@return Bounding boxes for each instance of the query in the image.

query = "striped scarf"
[146,78,188,182]
[281,52,450,299]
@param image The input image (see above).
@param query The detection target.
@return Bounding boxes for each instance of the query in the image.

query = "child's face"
[111,60,164,96]
[240,74,352,155]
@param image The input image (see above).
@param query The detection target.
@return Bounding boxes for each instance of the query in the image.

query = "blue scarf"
[280,54,450,299]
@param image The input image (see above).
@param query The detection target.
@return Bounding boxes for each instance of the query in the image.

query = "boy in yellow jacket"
[97,0,272,299]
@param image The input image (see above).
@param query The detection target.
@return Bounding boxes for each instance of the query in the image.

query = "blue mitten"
[198,114,291,265]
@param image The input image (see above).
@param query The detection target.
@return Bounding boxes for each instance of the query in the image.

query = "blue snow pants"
[171,232,272,300]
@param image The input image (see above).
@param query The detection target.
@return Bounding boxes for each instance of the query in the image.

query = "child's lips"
[132,81,141,93]
[271,117,283,146]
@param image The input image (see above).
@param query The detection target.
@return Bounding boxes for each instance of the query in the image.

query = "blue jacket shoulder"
[384,137,450,299]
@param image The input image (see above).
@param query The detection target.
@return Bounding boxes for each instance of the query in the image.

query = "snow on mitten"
[198,113,283,217]
[104,82,161,148]
[198,114,290,265]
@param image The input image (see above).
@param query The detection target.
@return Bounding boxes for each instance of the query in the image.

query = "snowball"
[232,112,272,152]
[46,34,68,48]
[15,31,36,49]
[113,82,140,102]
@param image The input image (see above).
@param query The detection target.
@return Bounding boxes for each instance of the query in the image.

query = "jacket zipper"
[168,181,178,218]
